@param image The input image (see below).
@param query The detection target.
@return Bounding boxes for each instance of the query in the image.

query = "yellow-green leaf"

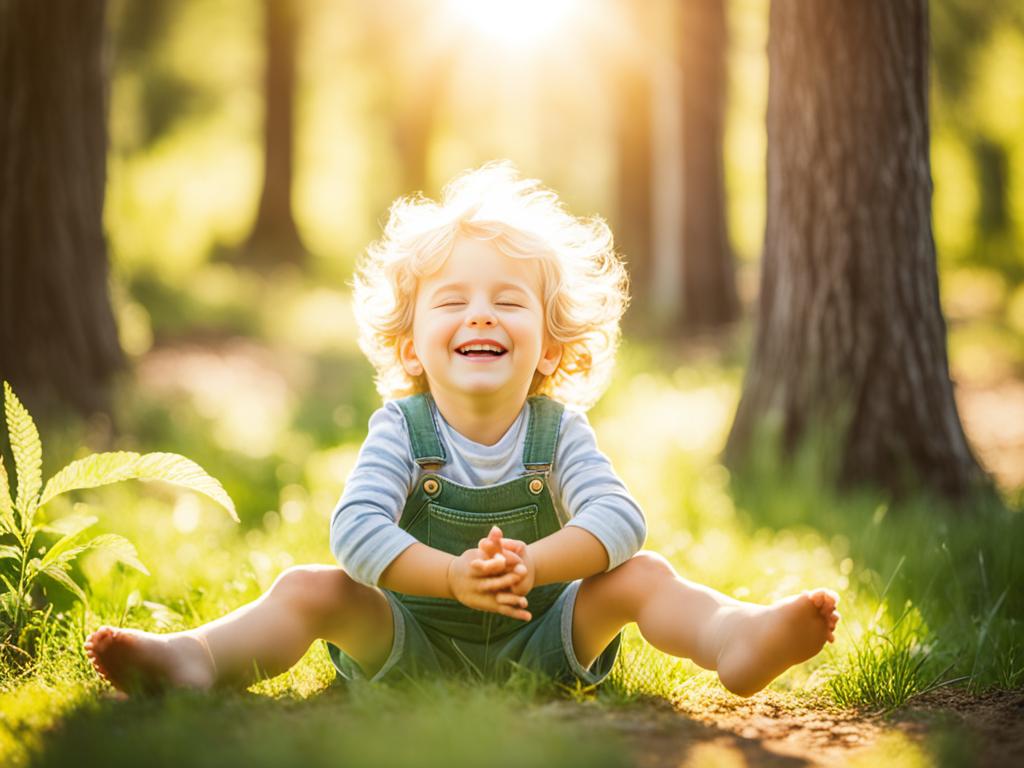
[0,452,13,534]
[40,451,237,521]
[3,382,42,522]
[86,533,149,575]
[39,514,98,537]
[39,530,90,571]
[39,564,87,604]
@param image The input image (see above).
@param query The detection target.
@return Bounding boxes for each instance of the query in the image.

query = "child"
[86,163,839,697]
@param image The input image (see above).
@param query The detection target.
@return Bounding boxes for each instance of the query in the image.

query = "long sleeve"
[552,409,647,570]
[329,403,420,586]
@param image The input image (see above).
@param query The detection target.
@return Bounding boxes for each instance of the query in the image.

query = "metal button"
[528,478,544,494]
[423,478,440,495]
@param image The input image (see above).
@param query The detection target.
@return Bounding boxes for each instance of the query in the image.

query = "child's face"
[400,236,562,407]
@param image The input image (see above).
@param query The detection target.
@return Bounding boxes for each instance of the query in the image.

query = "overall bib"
[327,394,621,684]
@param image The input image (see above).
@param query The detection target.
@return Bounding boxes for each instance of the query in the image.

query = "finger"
[477,571,524,592]
[500,538,527,554]
[470,555,507,575]
[478,537,500,558]
[495,604,531,622]
[501,549,524,568]
[495,592,529,608]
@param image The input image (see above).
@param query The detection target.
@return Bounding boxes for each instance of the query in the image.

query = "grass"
[1,282,1023,766]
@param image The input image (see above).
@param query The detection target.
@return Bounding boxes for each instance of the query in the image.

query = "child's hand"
[448,546,532,621]
[471,526,533,595]
[497,537,534,597]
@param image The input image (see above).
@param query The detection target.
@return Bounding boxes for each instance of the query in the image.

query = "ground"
[559,689,1024,767]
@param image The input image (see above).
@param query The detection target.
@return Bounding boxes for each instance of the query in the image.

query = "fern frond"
[3,382,42,523]
[38,563,88,604]
[37,514,98,538]
[40,451,238,521]
[37,530,91,572]
[0,453,14,534]
[85,533,149,575]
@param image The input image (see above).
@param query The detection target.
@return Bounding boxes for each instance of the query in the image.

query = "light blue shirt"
[330,400,647,586]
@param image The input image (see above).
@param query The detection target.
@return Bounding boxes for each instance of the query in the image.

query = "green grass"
[2,318,1023,765]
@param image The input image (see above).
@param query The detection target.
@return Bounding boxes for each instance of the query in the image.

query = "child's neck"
[430,389,527,446]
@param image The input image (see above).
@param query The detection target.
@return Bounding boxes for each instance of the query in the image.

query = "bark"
[727,0,985,498]
[612,3,654,314]
[679,0,739,329]
[0,0,122,417]
[245,0,306,267]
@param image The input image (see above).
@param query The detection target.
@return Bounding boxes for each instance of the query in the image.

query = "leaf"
[85,533,149,575]
[0,544,20,561]
[38,530,91,572]
[0,452,14,534]
[38,514,98,537]
[40,451,238,521]
[38,563,88,604]
[3,382,42,525]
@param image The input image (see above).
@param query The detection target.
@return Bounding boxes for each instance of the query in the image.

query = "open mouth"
[455,342,507,358]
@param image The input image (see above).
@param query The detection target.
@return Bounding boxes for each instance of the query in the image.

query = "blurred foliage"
[2,3,1021,761]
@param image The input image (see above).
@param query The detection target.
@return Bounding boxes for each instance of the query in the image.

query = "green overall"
[327,393,621,684]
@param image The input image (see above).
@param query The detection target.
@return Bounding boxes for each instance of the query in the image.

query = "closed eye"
[496,302,525,308]
[435,301,466,309]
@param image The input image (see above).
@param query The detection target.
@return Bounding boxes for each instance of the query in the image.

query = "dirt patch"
[540,688,1024,767]
[894,688,1024,768]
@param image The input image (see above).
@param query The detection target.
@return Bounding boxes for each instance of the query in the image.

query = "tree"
[611,3,654,315]
[244,0,307,268]
[727,1,985,498]
[0,0,122,417]
[679,0,739,329]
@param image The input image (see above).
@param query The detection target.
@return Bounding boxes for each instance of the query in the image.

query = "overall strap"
[395,393,447,468]
[522,396,565,473]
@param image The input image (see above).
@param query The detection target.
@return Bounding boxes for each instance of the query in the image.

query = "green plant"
[0,381,237,662]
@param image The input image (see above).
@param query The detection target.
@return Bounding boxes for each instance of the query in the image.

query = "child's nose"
[466,307,497,327]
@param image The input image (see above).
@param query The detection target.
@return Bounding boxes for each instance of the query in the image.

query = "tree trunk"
[245,0,306,268]
[0,0,122,417]
[612,3,654,315]
[679,0,739,329]
[727,1,985,499]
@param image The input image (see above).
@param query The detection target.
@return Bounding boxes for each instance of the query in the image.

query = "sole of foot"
[84,626,216,696]
[716,588,840,698]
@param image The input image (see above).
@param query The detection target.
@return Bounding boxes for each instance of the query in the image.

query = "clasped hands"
[447,526,536,621]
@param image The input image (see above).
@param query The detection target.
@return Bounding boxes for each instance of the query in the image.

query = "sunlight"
[445,0,580,49]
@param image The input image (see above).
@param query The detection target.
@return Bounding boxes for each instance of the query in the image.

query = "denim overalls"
[327,393,621,684]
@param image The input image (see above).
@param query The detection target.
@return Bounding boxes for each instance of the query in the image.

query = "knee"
[592,551,678,613]
[269,565,357,622]
[619,550,678,583]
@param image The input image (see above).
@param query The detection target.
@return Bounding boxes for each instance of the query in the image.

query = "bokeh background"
[2,2,1024,764]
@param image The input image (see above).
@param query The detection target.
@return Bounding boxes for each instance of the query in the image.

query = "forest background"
[1,1,1022,766]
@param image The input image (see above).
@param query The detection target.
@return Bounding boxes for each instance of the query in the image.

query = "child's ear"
[536,340,562,377]
[399,338,424,377]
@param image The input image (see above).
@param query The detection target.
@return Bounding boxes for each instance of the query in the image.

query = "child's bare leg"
[572,552,839,697]
[84,566,393,694]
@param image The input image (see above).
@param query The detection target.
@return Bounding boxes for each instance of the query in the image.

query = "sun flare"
[446,0,580,49]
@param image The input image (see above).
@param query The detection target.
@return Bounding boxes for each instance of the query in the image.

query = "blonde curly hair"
[352,162,629,411]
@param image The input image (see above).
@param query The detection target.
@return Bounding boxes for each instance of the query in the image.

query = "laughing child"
[86,163,839,696]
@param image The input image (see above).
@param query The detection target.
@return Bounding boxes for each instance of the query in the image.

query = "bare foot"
[84,626,217,695]
[715,589,840,697]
